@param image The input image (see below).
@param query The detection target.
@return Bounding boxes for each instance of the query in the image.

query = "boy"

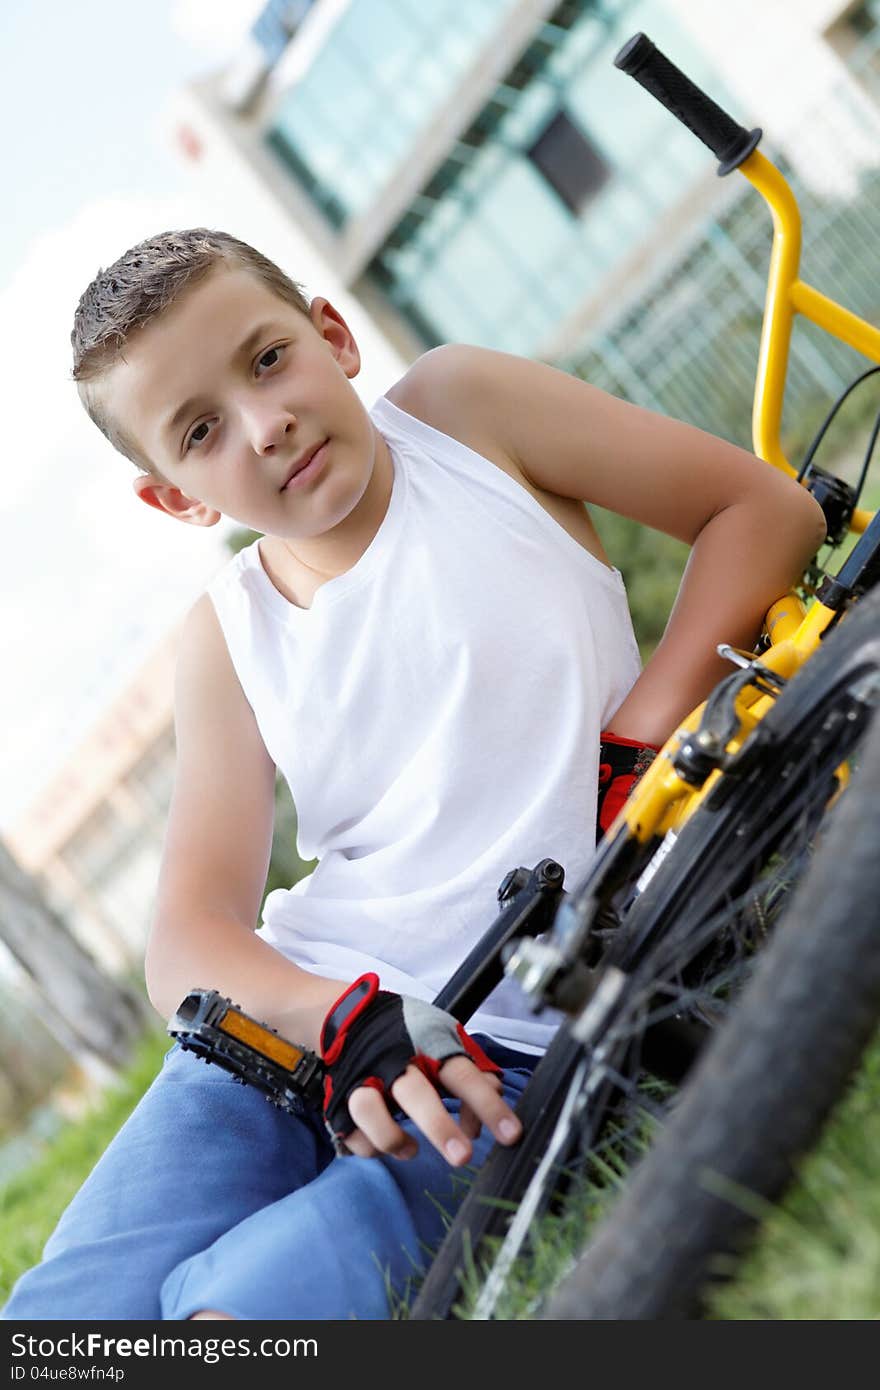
[4,230,825,1321]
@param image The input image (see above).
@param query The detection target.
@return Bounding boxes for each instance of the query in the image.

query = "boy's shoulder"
[384,343,524,481]
[386,343,500,433]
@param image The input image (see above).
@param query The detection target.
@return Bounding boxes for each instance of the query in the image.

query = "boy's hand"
[320,973,522,1166]
[596,730,662,843]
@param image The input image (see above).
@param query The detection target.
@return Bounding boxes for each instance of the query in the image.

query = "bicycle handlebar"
[614,32,762,176]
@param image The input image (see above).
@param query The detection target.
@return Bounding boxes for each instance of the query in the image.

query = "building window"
[62,804,122,883]
[369,0,724,356]
[252,0,315,65]
[266,0,512,227]
[527,108,609,215]
[129,724,176,815]
[827,0,880,88]
[839,0,880,38]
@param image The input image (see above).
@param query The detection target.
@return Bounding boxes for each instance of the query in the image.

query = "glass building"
[205,0,880,448]
[263,0,730,356]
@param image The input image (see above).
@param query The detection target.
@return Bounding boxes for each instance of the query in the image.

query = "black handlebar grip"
[614,32,761,176]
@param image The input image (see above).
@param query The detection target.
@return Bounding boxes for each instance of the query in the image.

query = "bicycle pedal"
[167,988,326,1112]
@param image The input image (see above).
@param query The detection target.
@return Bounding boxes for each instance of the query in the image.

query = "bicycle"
[408,32,880,1321]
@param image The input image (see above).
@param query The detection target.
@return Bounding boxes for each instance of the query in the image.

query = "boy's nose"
[247,410,297,455]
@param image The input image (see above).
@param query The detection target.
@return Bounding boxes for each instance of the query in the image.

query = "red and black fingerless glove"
[319,972,501,1146]
[596,730,662,844]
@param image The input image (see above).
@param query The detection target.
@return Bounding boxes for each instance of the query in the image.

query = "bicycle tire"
[413,586,880,1320]
[543,698,880,1320]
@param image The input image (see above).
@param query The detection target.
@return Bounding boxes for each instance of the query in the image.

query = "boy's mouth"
[281,439,329,491]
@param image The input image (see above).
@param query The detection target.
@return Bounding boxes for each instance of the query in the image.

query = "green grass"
[707,1030,880,1319]
[0,1027,171,1305]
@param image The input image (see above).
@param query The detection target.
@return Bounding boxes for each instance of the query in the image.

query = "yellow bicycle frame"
[616,149,880,845]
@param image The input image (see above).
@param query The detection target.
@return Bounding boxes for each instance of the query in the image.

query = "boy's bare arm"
[145,594,342,1047]
[148,595,520,1164]
[410,345,827,745]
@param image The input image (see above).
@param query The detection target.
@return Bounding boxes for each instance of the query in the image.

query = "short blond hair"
[71,228,310,474]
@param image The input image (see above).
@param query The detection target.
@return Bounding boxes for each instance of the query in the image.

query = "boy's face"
[104,264,381,541]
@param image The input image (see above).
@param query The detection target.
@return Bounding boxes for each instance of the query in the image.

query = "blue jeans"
[2,1037,537,1321]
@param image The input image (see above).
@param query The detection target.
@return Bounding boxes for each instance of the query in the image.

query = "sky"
[0,0,267,830]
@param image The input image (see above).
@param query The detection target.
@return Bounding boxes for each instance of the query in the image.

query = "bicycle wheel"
[543,696,880,1319]
[412,585,880,1320]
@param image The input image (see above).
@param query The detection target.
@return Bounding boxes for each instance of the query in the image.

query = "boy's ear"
[132,474,222,527]
[309,298,360,379]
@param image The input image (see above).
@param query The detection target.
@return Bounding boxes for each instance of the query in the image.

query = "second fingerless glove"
[596,729,662,843]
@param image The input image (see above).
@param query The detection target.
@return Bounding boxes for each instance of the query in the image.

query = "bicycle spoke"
[469,1053,593,1320]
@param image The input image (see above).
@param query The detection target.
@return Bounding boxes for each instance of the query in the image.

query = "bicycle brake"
[672,653,787,786]
[167,988,326,1112]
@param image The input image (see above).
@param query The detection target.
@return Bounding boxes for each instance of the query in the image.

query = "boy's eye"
[256,346,283,374]
[186,421,212,450]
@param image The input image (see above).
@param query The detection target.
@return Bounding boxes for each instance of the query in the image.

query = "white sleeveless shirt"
[207,396,642,1050]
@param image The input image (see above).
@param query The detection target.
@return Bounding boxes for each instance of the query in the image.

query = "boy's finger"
[439,1055,522,1146]
[342,1128,378,1159]
[390,1065,474,1166]
[457,1101,482,1141]
[347,1083,418,1159]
